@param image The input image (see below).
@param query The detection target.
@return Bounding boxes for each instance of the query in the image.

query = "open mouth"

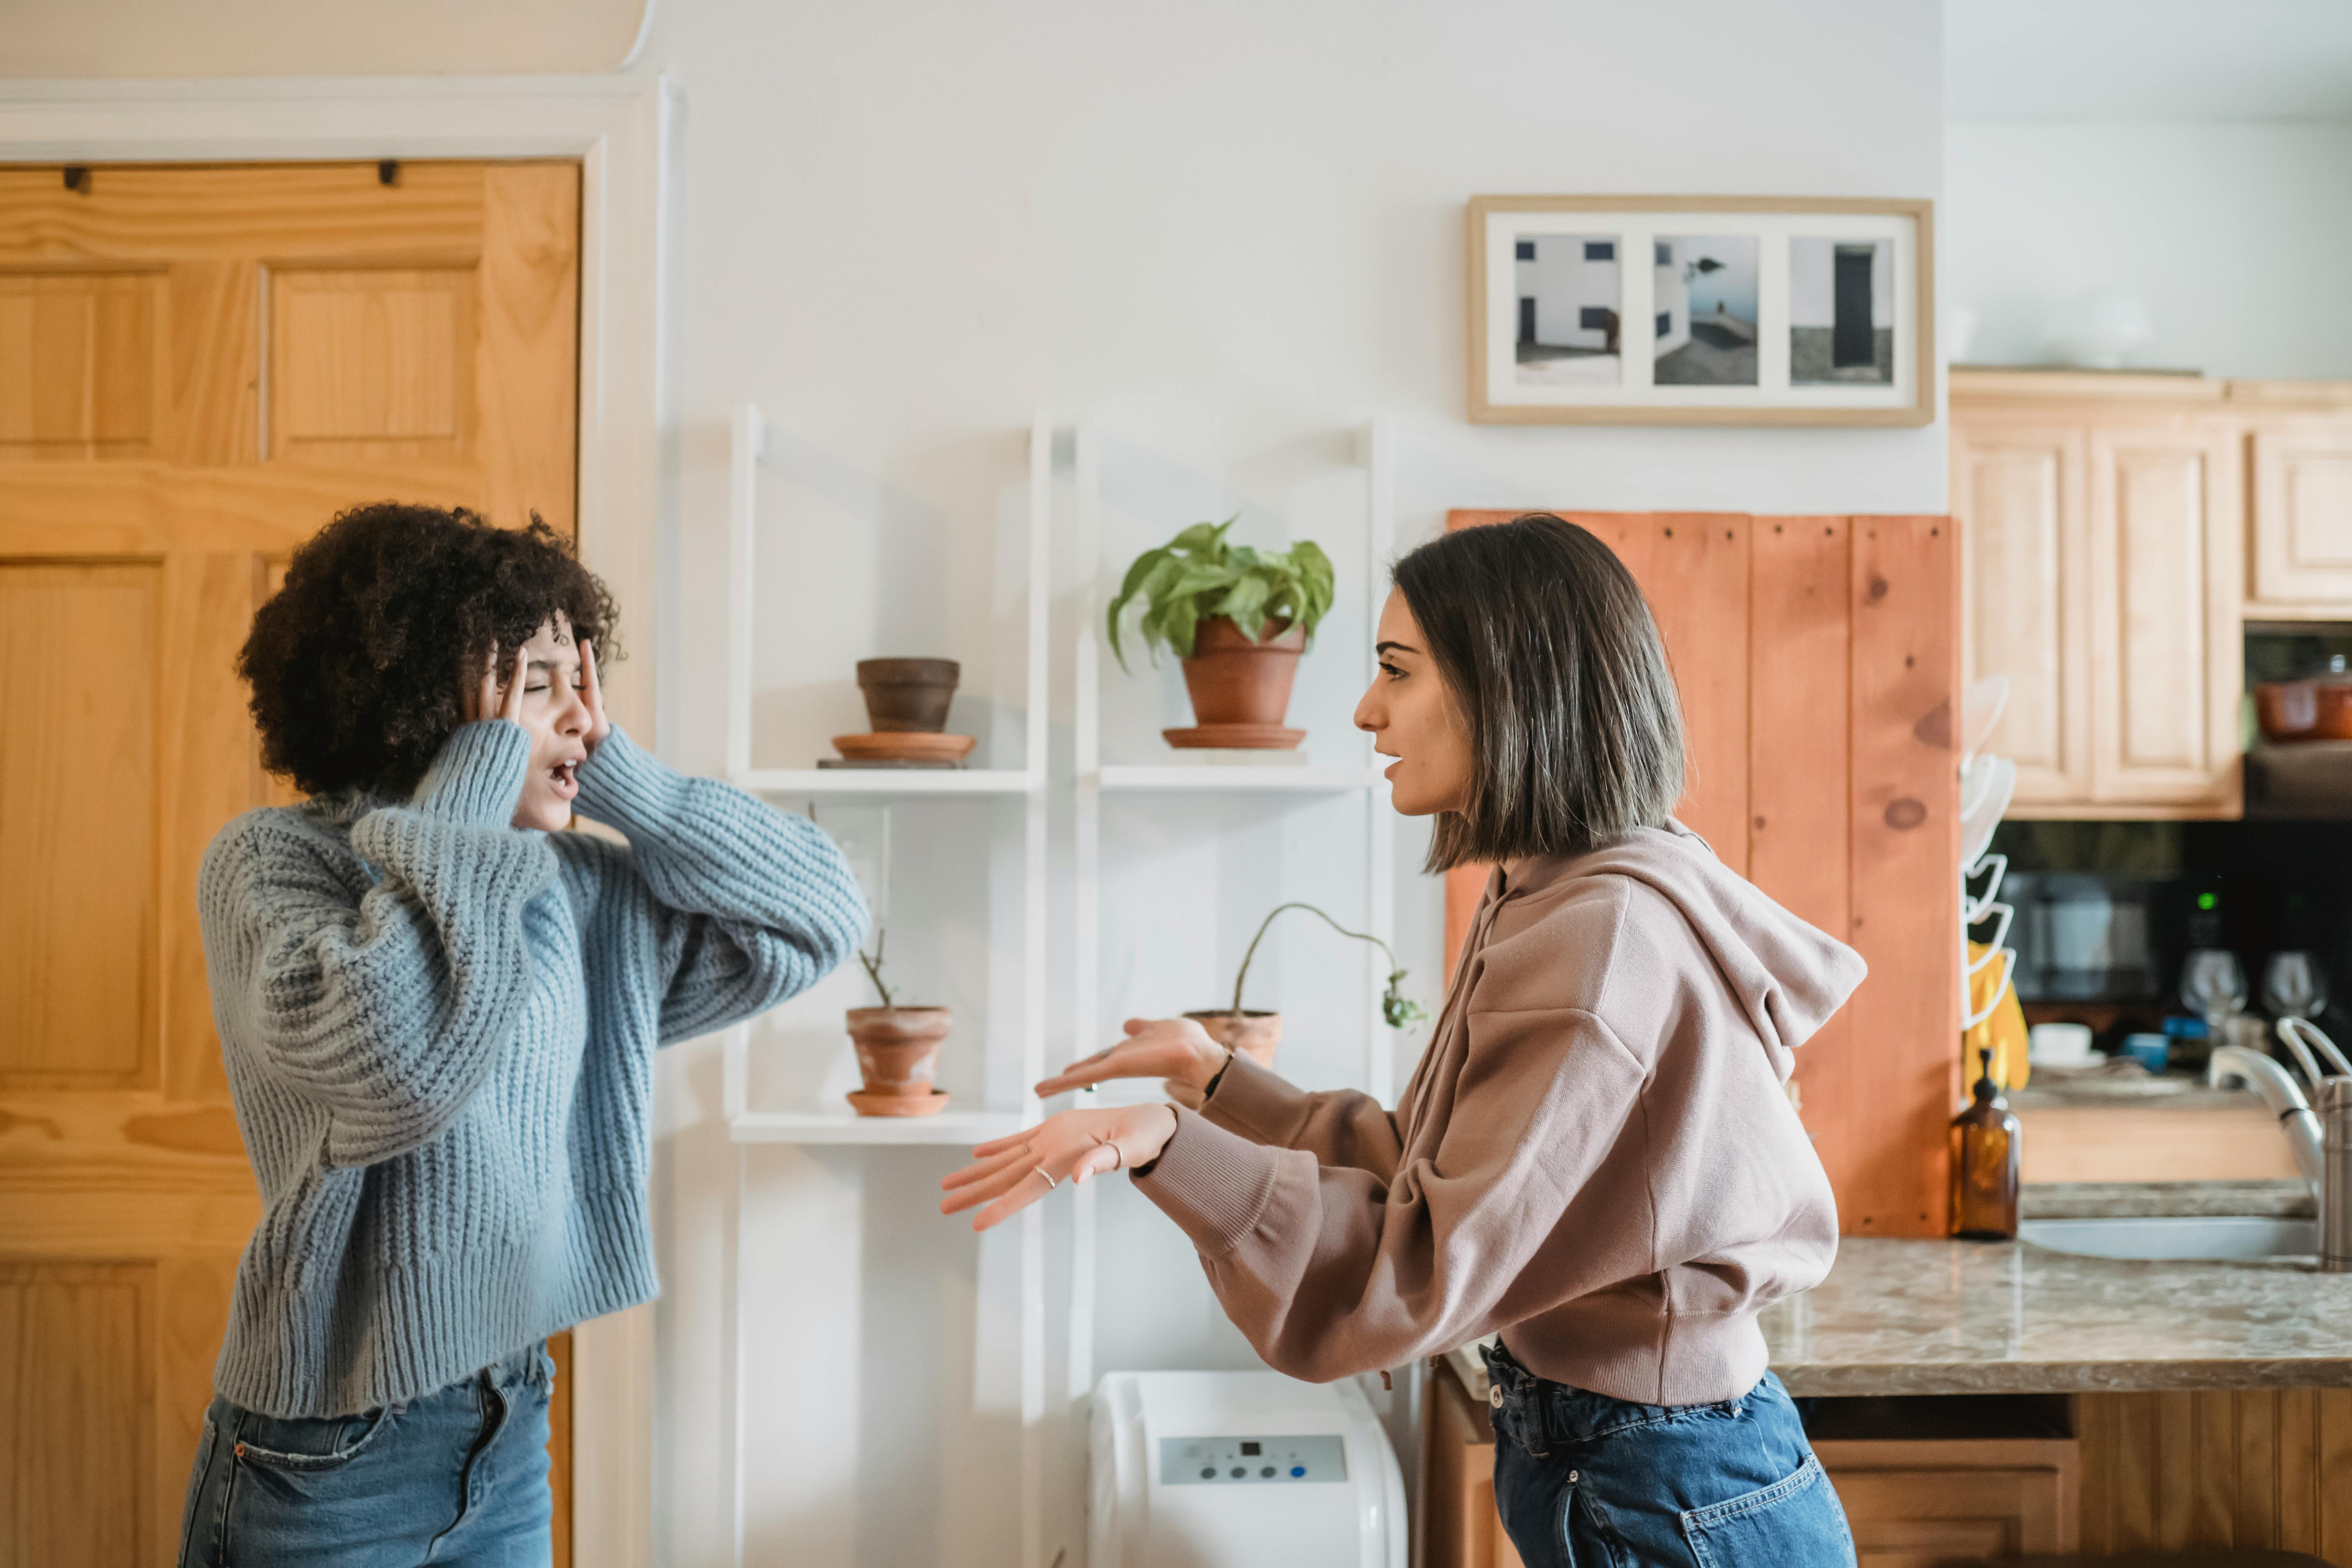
[549,759,581,796]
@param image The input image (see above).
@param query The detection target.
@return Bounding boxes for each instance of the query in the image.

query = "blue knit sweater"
[198,720,866,1417]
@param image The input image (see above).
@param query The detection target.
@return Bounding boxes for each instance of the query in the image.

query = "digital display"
[1240,1442,1260,1456]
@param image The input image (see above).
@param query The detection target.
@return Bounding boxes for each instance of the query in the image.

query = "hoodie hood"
[1508,821,1866,1080]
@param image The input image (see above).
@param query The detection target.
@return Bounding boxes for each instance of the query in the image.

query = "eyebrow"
[525,657,581,673]
[1374,641,1422,655]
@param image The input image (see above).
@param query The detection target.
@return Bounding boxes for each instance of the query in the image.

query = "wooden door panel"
[2252,422,2352,608]
[0,159,580,1564]
[0,561,160,1089]
[2087,426,2240,809]
[0,269,162,460]
[0,1262,155,1567]
[1956,426,2088,801]
[270,265,478,460]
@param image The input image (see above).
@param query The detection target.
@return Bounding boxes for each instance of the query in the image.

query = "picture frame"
[1466,195,1935,426]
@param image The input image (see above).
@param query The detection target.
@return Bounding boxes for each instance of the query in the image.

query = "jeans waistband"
[1481,1339,1762,1459]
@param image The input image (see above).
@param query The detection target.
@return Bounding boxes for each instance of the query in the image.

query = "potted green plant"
[1183,902,1426,1070]
[844,929,952,1117]
[1106,518,1336,749]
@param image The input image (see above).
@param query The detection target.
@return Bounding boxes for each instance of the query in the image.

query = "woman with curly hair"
[176,503,867,1568]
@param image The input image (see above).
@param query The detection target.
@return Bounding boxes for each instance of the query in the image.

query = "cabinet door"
[1815,1437,2078,1565]
[2086,422,2242,812]
[1953,418,2091,805]
[2250,419,2352,612]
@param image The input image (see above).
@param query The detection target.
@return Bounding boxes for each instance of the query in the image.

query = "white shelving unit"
[1063,415,1400,1407]
[715,403,1053,1568]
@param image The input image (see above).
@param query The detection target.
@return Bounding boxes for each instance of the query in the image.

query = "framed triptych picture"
[1467,195,1935,426]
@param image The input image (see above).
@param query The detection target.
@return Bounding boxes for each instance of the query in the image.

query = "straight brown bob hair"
[1393,514,1686,872]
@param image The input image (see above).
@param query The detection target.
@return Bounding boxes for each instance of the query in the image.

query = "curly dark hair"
[240,502,621,797]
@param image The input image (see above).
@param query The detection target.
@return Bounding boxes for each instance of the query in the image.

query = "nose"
[1353,681,1381,734]
[555,680,589,735]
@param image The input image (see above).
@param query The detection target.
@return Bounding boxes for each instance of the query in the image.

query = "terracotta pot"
[845,1006,953,1105]
[2255,678,2352,742]
[857,658,959,733]
[1183,1009,1282,1068]
[1169,619,1306,750]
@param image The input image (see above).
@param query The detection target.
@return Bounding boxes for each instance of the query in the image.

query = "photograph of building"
[1512,232,1622,384]
[1791,236,1895,383]
[1652,235,1759,386]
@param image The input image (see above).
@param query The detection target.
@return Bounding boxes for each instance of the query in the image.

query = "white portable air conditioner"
[1089,1370,1408,1568]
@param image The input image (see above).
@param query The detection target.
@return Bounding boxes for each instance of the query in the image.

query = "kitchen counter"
[1759,1237,2352,1396]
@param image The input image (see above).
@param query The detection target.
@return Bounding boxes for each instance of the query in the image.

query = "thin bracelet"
[1200,1048,1235,1100]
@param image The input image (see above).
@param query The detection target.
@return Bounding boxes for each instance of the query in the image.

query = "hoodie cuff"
[410,721,532,827]
[571,725,686,838]
[1132,1107,1283,1259]
[1198,1051,1314,1147]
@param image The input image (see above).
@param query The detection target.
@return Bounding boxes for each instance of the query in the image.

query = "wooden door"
[1813,1437,2080,1564]
[2076,1388,2352,1557]
[2085,419,2241,813]
[1440,511,1960,1238]
[1951,416,2093,806]
[2250,417,2352,613]
[0,160,577,1565]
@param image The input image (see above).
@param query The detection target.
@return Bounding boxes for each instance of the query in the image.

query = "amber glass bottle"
[1950,1046,2021,1240]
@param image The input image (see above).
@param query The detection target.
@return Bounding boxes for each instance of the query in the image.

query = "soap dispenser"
[1950,1047,2021,1240]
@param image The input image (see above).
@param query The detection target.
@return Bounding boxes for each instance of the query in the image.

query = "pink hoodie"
[1134,822,1866,1405]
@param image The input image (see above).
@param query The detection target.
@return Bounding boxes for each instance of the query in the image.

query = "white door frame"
[0,72,672,1568]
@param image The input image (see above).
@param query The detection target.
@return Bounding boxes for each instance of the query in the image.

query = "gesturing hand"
[1033,1016,1230,1099]
[463,645,530,727]
[579,636,612,756]
[940,1104,1179,1232]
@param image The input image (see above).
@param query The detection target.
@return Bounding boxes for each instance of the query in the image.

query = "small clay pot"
[1176,619,1305,742]
[846,1006,953,1106]
[1183,1009,1282,1068]
[2255,678,2352,742]
[857,659,959,733]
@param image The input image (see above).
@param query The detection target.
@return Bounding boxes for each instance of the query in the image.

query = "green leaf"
[1213,575,1270,638]
[1162,595,1201,658]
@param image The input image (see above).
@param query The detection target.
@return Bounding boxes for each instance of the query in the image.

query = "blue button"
[1290,1466,1306,1477]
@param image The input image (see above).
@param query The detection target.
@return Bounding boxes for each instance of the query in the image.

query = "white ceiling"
[1947,0,2352,120]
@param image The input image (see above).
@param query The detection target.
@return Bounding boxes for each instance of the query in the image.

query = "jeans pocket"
[1680,1453,1855,1568]
[232,1404,392,1473]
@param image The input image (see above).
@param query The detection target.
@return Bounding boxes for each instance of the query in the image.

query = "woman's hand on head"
[940,1103,1179,1232]
[463,645,530,727]
[578,636,612,756]
[1033,1016,1229,1099]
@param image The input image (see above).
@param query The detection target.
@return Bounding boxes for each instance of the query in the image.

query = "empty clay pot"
[1183,1009,1282,1068]
[857,659,960,733]
[846,1006,953,1107]
[1172,619,1306,750]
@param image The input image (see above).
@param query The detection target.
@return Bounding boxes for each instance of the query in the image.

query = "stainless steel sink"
[2018,1216,2318,1261]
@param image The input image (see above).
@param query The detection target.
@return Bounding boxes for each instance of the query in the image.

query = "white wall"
[639,2,1947,1565]
[1944,121,2352,376]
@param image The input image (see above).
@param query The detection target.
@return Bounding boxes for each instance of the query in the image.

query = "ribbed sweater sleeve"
[562,725,868,1040]
[1134,1007,1647,1383]
[1199,1053,1406,1178]
[203,721,557,1168]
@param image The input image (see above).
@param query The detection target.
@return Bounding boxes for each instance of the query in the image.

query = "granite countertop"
[1760,1237,2352,1396]
[2023,1180,2314,1220]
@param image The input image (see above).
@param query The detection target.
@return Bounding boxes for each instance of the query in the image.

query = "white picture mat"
[1484,208,1918,410]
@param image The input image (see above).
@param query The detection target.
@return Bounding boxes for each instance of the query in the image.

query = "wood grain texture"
[1845,517,1960,1236]
[0,1263,156,1568]
[1421,1358,1524,1568]
[1751,517,1855,1194]
[2250,418,2352,612]
[2077,1387,2352,1560]
[475,163,580,534]
[1813,1436,2078,1563]
[2016,1103,2303,1183]
[549,1328,574,1568]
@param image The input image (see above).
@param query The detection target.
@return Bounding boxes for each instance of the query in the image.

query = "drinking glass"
[2180,949,2248,1035]
[2262,950,2328,1022]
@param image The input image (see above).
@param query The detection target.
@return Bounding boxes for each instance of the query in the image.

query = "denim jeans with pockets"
[1482,1339,1856,1568]
[177,1343,553,1568]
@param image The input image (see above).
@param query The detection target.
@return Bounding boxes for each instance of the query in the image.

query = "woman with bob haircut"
[946,513,1864,1566]
[179,503,866,1568]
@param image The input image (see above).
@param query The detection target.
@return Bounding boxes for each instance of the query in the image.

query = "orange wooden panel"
[1844,516,1960,1236]
[1750,517,1856,1203]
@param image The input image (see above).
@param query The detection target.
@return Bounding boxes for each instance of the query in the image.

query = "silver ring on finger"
[1107,1143,1124,1171]
[1031,1165,1057,1190]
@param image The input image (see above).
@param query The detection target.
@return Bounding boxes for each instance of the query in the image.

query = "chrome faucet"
[2209,1019,2352,1270]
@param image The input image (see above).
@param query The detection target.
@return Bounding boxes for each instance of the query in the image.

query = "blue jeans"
[1483,1341,1856,1568]
[177,1344,553,1568]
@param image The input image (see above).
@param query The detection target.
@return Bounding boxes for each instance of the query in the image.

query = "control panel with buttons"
[1158,1434,1347,1485]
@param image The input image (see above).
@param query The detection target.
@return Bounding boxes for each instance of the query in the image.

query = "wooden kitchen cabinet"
[1953,372,2243,818]
[2247,403,2352,616]
[1813,1437,2080,1563]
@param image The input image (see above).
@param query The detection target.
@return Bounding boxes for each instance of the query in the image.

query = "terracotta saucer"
[846,1087,951,1118]
[1163,724,1305,750]
[831,732,977,764]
